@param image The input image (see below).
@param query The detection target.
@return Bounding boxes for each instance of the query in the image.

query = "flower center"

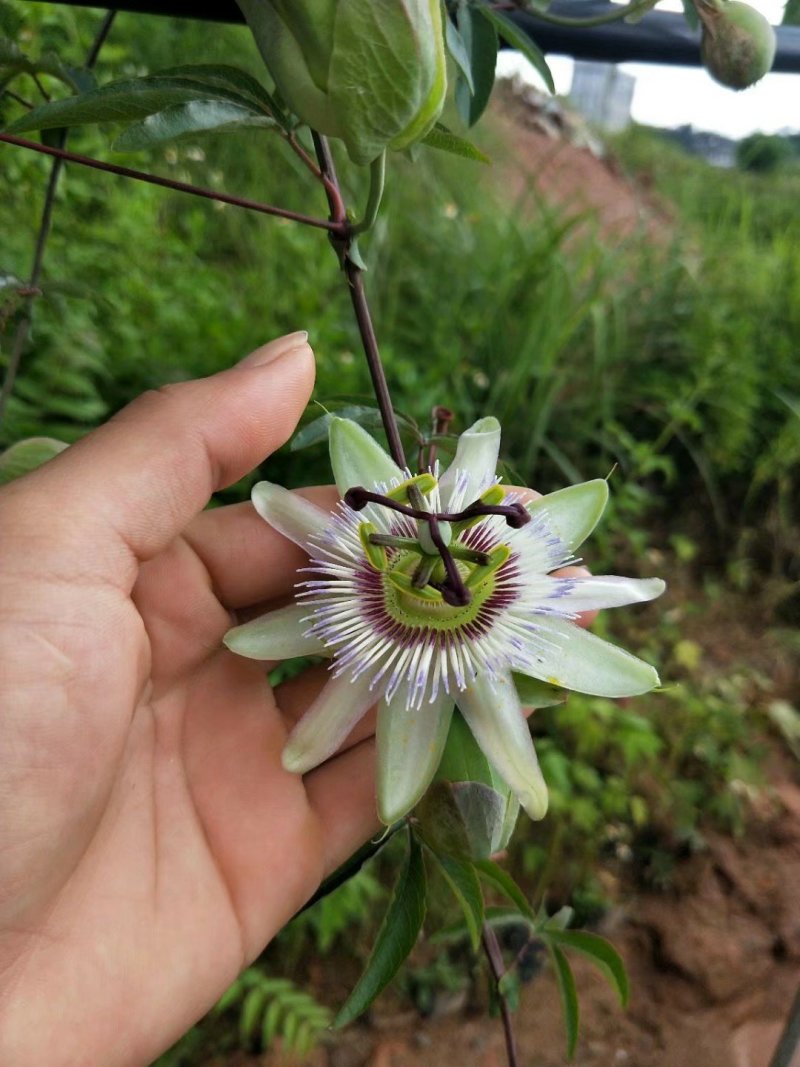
[345,476,529,607]
[382,549,504,631]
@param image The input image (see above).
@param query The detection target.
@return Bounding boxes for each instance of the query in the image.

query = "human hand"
[0,333,379,1067]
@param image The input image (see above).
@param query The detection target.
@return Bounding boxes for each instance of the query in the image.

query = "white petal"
[527,479,609,554]
[223,604,326,660]
[251,481,330,549]
[329,418,403,495]
[282,672,374,774]
[540,575,666,613]
[438,416,500,510]
[376,683,454,824]
[515,617,660,697]
[457,671,548,821]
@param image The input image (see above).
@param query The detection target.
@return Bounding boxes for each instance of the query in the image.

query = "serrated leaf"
[7,73,270,136]
[550,945,579,1058]
[545,930,629,1007]
[429,850,484,951]
[475,3,555,94]
[0,437,68,484]
[475,858,536,923]
[454,5,498,127]
[114,99,273,149]
[421,123,490,163]
[334,831,426,1028]
[445,18,474,93]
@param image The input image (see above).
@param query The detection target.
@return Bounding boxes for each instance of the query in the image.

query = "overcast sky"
[496,0,799,139]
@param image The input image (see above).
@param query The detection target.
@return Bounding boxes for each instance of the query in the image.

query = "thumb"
[2,333,314,586]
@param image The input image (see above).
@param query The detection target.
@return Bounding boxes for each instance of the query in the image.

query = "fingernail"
[237,331,309,369]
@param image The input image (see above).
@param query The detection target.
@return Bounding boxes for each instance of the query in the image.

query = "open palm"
[0,336,378,1067]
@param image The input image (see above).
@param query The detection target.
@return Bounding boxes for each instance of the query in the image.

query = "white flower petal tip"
[438,415,501,509]
[329,417,403,494]
[251,481,330,548]
[515,618,661,697]
[281,673,374,776]
[457,673,550,824]
[519,782,549,822]
[223,604,325,660]
[376,686,454,824]
[528,479,609,553]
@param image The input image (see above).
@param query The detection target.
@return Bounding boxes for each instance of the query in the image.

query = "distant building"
[662,125,737,167]
[569,61,635,132]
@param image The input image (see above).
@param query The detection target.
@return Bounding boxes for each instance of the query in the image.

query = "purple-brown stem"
[0,134,345,233]
[310,132,407,470]
[482,922,520,1067]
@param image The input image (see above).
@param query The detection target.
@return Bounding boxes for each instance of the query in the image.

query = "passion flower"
[224,417,665,825]
[236,0,447,164]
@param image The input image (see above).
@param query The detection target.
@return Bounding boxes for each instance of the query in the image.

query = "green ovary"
[383,552,497,633]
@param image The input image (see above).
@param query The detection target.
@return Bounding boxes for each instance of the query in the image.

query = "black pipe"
[25,1,800,73]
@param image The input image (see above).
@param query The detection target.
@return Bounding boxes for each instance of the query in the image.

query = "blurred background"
[1,2,799,1064]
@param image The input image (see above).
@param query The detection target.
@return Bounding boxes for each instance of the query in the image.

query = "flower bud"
[698,0,777,90]
[237,0,447,165]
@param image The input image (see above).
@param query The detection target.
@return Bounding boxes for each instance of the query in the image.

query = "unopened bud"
[237,0,447,164]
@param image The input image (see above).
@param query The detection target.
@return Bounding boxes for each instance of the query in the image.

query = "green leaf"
[6,72,272,136]
[497,968,521,1012]
[153,63,284,119]
[545,930,629,1007]
[511,674,568,708]
[681,0,700,29]
[445,18,474,93]
[213,977,243,1014]
[550,945,579,1058]
[334,831,426,1028]
[0,38,84,93]
[475,859,536,923]
[114,99,274,150]
[474,2,555,94]
[240,986,268,1044]
[454,4,498,127]
[429,850,484,951]
[0,437,68,485]
[434,709,520,853]
[484,905,532,929]
[421,123,490,164]
[291,405,394,452]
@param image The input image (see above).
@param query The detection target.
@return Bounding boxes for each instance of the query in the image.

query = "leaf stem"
[311,133,407,469]
[482,921,520,1067]
[0,134,345,232]
[0,10,117,430]
[350,151,386,237]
